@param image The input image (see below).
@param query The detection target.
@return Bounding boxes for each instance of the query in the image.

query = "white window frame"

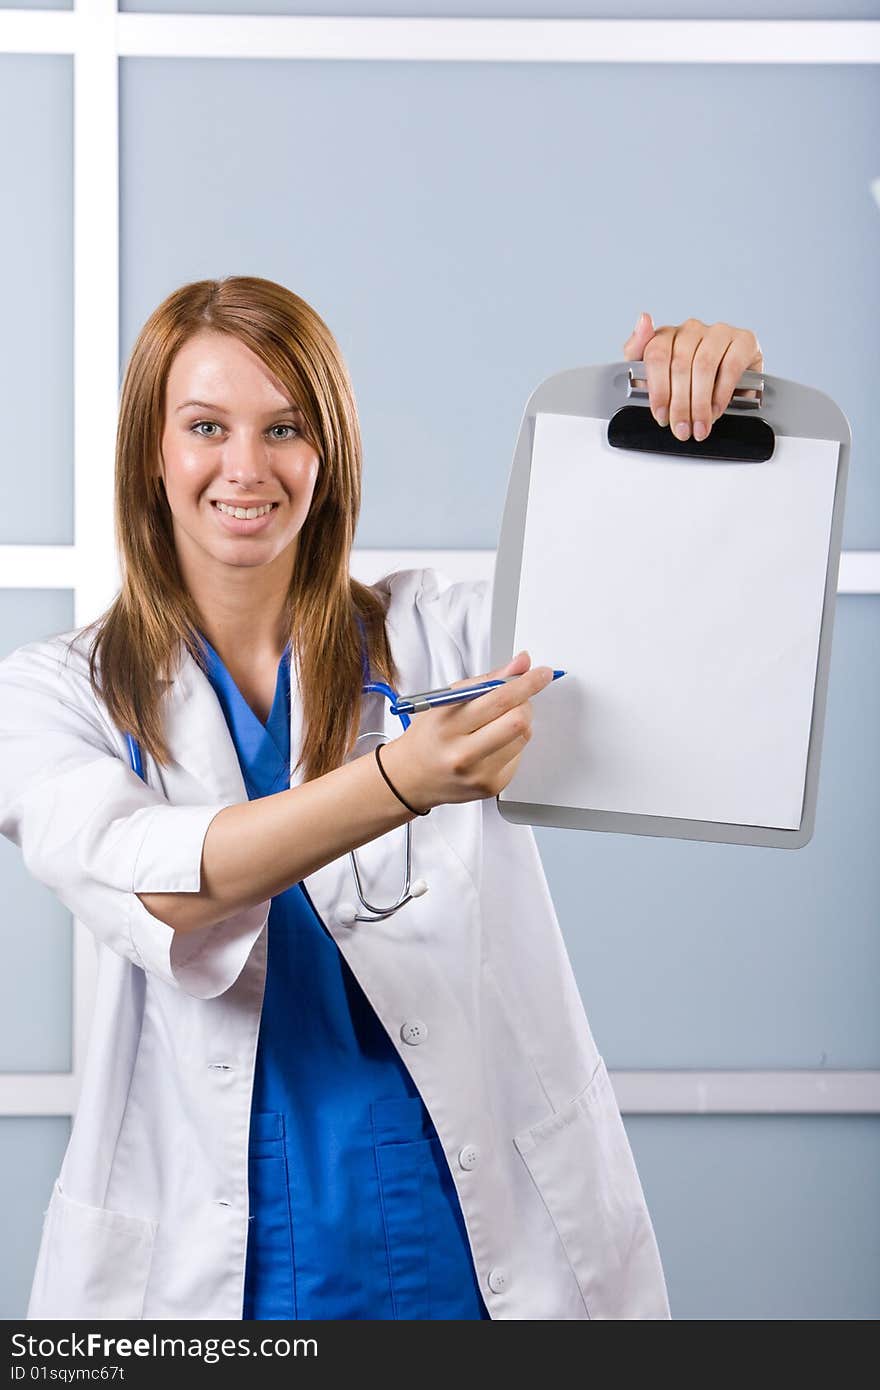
[0,1,878,1116]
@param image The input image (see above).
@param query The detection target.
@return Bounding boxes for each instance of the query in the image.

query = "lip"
[209,499,279,535]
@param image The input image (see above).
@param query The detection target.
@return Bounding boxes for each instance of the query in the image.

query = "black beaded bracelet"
[374,743,430,817]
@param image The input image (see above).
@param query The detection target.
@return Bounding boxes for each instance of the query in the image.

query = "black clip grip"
[607,404,775,463]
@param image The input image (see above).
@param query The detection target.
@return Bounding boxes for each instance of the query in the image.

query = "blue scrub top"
[198,633,490,1321]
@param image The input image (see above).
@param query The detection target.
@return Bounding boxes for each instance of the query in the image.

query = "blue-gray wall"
[1,1,878,1320]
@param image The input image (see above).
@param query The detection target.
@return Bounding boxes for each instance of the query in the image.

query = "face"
[158,329,321,577]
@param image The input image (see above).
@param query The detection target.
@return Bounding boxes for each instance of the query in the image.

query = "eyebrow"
[175,399,302,416]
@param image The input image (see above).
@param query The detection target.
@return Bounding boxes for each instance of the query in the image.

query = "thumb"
[623,310,655,362]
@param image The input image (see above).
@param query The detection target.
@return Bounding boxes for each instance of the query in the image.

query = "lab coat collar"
[156,639,424,939]
[161,642,399,810]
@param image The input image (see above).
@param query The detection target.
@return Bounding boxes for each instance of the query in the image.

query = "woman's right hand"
[378,650,554,813]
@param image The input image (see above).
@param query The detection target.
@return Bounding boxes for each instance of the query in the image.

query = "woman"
[0,277,762,1320]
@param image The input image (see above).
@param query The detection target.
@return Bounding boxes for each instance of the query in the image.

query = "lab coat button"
[487,1267,508,1294]
[458,1144,480,1170]
[400,1019,428,1045]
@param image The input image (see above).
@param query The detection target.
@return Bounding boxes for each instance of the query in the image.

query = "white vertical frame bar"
[70,0,122,1107]
[0,7,877,1117]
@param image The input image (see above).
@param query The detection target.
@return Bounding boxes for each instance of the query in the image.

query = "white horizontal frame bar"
[0,11,75,55]
[2,1069,878,1117]
[349,548,496,586]
[1,549,878,594]
[116,17,880,65]
[837,550,880,593]
[0,1074,77,1116]
[0,547,77,589]
[1,15,879,63]
[610,1069,880,1114]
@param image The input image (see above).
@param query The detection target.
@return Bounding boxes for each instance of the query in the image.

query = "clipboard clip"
[626,363,765,412]
[610,363,774,462]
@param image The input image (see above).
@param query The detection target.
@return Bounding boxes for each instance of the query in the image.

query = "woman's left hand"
[622,313,764,442]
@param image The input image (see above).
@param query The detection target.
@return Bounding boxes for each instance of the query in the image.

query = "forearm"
[136,745,416,934]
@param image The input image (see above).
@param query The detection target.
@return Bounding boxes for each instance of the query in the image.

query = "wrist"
[376,738,432,817]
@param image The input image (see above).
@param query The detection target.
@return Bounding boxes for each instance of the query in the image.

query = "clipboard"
[490,361,851,849]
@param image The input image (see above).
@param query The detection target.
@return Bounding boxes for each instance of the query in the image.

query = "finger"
[462,708,532,770]
[711,333,763,419]
[622,311,655,362]
[486,740,532,797]
[408,652,532,725]
[442,650,531,702]
[668,320,706,442]
[642,326,675,427]
[739,335,764,404]
[690,323,735,441]
[452,664,553,736]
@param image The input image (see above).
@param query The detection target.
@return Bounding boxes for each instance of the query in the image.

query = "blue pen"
[390,670,566,716]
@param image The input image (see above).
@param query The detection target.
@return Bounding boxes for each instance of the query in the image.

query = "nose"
[218,430,277,483]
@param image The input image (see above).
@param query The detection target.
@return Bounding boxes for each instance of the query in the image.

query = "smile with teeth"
[213,501,278,519]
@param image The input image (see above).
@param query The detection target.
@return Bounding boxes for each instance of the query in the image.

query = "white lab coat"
[0,566,670,1321]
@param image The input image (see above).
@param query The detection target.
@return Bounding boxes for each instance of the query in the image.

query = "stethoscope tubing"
[341,682,426,923]
[123,677,425,925]
[361,681,412,730]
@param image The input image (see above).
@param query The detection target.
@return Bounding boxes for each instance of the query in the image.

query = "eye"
[190,421,301,440]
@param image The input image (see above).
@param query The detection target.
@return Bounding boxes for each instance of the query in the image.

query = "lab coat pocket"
[513,1056,669,1320]
[27,1178,157,1320]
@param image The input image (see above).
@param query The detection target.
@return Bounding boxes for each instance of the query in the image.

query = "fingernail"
[693,421,707,441]
[674,421,690,440]
[635,312,646,333]
[655,407,669,426]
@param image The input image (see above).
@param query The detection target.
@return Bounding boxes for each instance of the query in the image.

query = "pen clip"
[391,678,502,715]
[397,682,466,703]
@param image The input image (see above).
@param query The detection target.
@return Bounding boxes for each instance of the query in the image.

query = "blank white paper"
[504,412,840,829]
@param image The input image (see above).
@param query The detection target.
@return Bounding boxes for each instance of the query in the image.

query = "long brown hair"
[71,275,399,783]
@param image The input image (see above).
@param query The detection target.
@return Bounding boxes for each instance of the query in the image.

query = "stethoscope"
[336,678,429,926]
[123,623,428,926]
